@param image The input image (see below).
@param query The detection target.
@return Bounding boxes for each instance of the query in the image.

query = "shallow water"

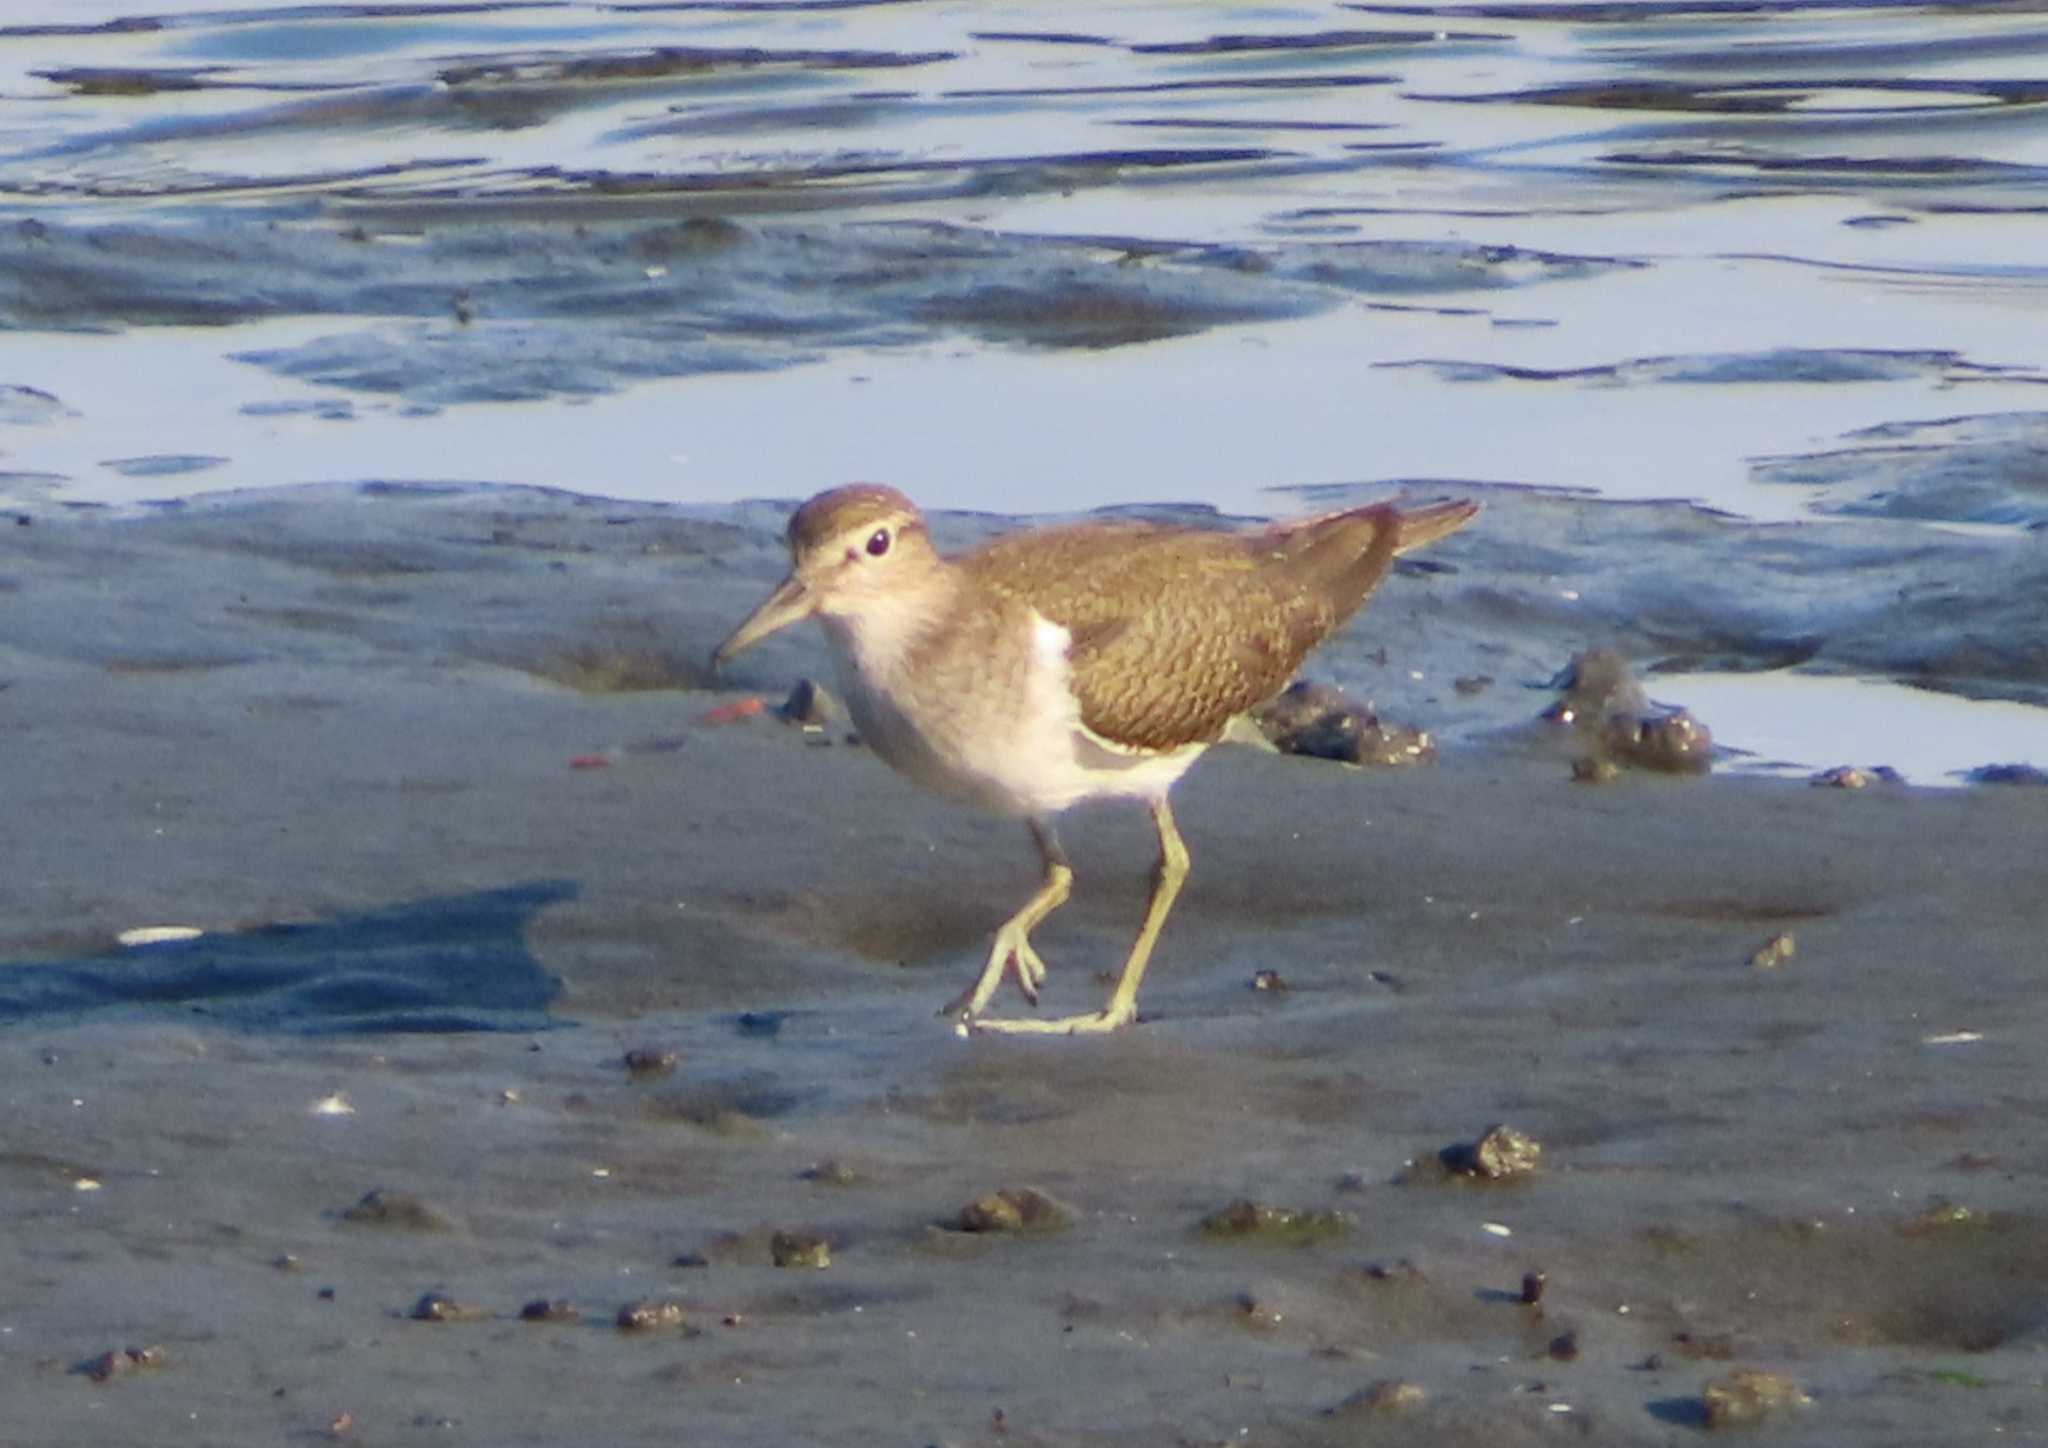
[1,0,2045,772]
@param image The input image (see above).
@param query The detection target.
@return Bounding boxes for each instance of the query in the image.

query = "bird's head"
[711,483,939,666]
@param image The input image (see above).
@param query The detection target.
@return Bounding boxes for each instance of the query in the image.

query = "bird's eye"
[865,528,891,558]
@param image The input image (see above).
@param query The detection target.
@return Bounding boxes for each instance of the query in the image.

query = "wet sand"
[6,488,2047,1446]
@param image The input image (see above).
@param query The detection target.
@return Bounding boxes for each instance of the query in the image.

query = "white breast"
[825,608,1205,819]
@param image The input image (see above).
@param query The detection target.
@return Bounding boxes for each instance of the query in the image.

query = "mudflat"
[4,487,2044,1446]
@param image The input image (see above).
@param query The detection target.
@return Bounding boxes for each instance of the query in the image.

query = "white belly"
[829,612,1205,818]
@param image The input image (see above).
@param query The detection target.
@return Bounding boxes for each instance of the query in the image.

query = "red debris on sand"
[568,754,614,770]
[700,696,767,725]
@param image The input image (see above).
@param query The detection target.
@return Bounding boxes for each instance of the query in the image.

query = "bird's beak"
[711,573,814,669]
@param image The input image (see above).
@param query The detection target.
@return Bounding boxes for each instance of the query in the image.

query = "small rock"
[1443,1124,1543,1181]
[80,1345,167,1382]
[1899,1200,1979,1235]
[770,1230,832,1268]
[1520,1270,1548,1305]
[1701,1368,1809,1428]
[1228,1291,1286,1331]
[408,1293,484,1323]
[803,1160,862,1187]
[1543,649,1646,727]
[339,1189,454,1231]
[1544,650,1712,776]
[519,1299,580,1323]
[1630,709,1713,773]
[623,1047,678,1079]
[1548,1330,1580,1361]
[1749,932,1797,969]
[616,1299,687,1332]
[1453,674,1494,696]
[1671,1331,1738,1361]
[1250,969,1287,992]
[779,678,840,729]
[1200,1198,1354,1245]
[956,1186,1075,1235]
[1328,1379,1428,1417]
[1252,680,1437,767]
[1350,1259,1427,1288]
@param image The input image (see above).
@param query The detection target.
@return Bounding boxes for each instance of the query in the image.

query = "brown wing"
[960,502,1467,751]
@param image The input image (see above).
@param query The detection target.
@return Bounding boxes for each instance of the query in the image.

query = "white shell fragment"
[117,926,204,947]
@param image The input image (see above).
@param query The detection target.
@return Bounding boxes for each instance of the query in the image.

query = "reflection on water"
[1653,670,2048,786]
[0,1,2043,772]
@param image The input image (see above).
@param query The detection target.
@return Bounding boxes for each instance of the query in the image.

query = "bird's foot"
[957,1003,1138,1037]
[938,926,1051,1021]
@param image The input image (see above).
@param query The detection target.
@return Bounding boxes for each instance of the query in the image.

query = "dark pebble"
[956,1186,1075,1235]
[339,1188,454,1231]
[79,1345,166,1383]
[623,1047,679,1078]
[1253,680,1437,767]
[1701,1368,1808,1427]
[780,677,841,728]
[1437,1123,1543,1180]
[408,1293,484,1323]
[770,1230,832,1268]
[616,1299,687,1332]
[1200,1198,1353,1245]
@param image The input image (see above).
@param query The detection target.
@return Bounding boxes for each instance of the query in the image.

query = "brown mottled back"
[960,500,1475,751]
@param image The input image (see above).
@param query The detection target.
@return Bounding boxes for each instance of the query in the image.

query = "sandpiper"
[713,485,1477,1034]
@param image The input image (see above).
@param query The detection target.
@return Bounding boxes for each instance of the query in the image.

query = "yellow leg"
[941,819,1072,1020]
[969,797,1189,1036]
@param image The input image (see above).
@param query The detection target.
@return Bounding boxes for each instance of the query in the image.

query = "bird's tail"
[1258,495,1477,624]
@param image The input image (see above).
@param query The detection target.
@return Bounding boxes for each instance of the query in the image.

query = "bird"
[712,484,1477,1034]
